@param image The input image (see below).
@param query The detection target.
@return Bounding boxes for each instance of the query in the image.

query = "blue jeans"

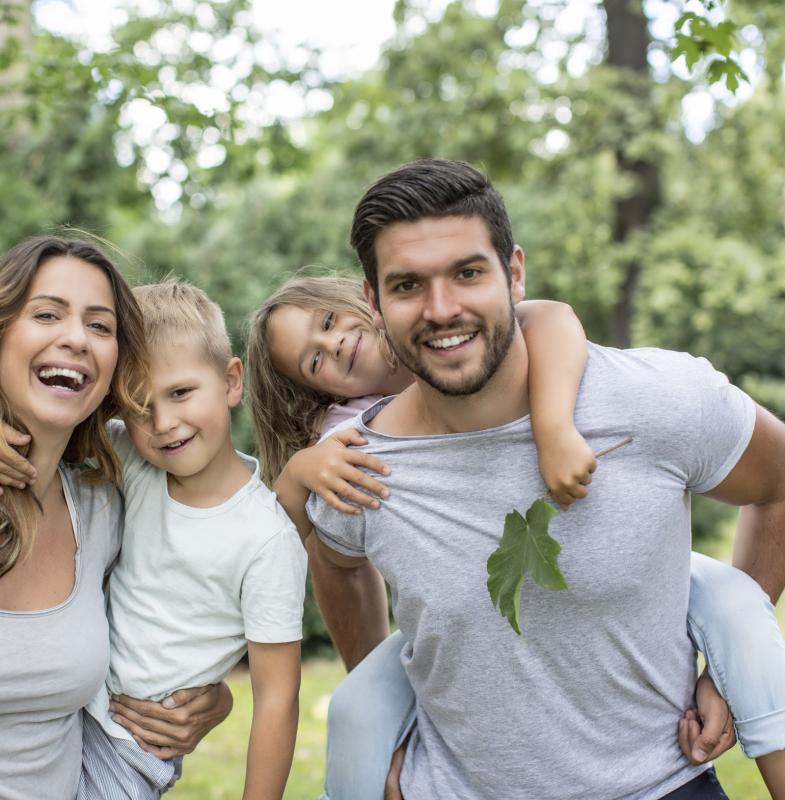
[322,553,785,800]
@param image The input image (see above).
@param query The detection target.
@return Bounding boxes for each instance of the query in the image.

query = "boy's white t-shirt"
[86,421,307,741]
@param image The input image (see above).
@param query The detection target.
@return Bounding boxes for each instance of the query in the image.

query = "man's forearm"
[733,501,785,603]
[307,535,390,671]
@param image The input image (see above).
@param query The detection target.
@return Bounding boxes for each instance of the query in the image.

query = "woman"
[247,274,785,800]
[0,236,228,800]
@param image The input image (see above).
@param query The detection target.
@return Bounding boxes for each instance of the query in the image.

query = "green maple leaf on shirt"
[486,498,568,636]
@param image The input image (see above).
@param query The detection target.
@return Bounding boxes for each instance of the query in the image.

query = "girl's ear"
[225,357,244,408]
[363,280,386,331]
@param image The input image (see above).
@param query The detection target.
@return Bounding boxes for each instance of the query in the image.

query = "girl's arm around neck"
[243,640,301,800]
[273,429,391,543]
[515,299,596,507]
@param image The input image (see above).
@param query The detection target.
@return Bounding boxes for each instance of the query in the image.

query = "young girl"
[247,275,785,800]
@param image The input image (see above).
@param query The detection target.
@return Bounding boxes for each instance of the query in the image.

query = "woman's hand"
[109,682,233,759]
[0,422,35,493]
[290,429,391,515]
[536,425,597,508]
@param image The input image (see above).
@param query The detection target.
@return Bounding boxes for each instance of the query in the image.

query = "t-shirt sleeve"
[681,355,756,494]
[306,490,368,558]
[241,520,307,644]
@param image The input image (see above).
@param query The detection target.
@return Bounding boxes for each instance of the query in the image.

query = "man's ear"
[509,246,525,303]
[225,356,244,409]
[363,279,386,331]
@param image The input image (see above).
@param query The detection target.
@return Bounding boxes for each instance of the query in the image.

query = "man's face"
[366,215,524,396]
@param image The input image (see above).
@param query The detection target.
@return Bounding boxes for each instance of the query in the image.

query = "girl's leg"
[688,552,785,797]
[322,629,416,800]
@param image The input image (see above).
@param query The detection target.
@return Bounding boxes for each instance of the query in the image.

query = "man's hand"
[384,736,410,800]
[678,670,736,764]
[110,682,233,759]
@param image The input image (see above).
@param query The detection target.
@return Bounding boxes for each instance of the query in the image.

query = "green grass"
[170,659,344,800]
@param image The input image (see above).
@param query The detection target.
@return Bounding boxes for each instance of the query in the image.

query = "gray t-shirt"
[0,466,122,800]
[308,345,756,800]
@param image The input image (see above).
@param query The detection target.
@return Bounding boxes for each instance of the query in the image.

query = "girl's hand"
[291,429,390,515]
[0,422,36,494]
[109,682,233,759]
[537,426,597,508]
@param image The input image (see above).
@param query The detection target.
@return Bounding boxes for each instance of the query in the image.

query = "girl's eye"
[310,351,321,374]
[323,312,334,330]
[172,388,192,399]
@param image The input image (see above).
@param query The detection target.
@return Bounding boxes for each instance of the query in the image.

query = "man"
[307,159,785,798]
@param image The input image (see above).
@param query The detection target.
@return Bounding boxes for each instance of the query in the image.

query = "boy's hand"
[291,429,390,515]
[678,670,736,764]
[110,682,233,759]
[537,426,597,508]
[0,422,35,493]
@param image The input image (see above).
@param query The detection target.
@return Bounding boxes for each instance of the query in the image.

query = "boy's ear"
[225,357,244,409]
[363,280,386,331]
[509,246,525,303]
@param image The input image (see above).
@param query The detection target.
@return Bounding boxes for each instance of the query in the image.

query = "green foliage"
[487,498,566,636]
[672,4,749,92]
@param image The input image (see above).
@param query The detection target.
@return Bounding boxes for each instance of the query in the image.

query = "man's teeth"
[38,367,86,385]
[426,333,476,350]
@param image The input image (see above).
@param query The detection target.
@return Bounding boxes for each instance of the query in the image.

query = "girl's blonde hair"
[0,236,149,577]
[246,274,394,486]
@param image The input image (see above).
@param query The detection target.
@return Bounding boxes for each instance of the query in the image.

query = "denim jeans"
[322,553,785,800]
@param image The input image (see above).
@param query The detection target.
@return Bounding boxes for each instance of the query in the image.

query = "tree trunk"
[603,0,661,348]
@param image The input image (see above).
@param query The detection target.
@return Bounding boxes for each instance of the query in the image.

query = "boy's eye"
[310,351,321,374]
[322,312,334,330]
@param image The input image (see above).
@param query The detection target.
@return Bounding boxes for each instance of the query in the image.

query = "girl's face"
[0,256,119,436]
[267,304,393,399]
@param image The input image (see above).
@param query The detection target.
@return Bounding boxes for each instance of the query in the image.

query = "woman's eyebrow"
[29,294,116,316]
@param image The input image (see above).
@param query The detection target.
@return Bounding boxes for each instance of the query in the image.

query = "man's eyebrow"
[382,253,491,286]
[28,294,116,316]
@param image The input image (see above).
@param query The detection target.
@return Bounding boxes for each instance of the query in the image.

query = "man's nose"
[423,282,461,324]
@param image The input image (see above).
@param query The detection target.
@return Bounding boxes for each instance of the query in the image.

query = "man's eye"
[459,268,480,280]
[310,352,321,374]
[396,280,418,293]
[323,312,334,330]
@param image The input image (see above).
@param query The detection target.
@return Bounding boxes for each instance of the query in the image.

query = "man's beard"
[387,304,516,397]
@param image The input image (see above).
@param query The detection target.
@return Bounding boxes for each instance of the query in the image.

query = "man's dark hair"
[350,159,515,296]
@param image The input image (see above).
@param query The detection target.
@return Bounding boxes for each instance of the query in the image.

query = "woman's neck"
[26,429,71,500]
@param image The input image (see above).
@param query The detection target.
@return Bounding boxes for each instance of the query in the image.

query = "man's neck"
[373,331,530,436]
[166,437,251,508]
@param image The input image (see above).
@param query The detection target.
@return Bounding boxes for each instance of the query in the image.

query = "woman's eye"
[34,312,57,321]
[323,312,334,330]
[310,351,321,374]
[89,321,113,334]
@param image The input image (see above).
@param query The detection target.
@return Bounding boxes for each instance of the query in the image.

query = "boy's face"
[126,336,242,479]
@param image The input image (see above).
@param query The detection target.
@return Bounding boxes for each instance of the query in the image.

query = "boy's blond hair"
[133,279,232,370]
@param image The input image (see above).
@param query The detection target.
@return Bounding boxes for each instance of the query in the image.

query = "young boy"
[78,280,307,799]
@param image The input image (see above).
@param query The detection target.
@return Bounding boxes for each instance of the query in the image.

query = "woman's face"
[267,304,393,399]
[0,256,119,436]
